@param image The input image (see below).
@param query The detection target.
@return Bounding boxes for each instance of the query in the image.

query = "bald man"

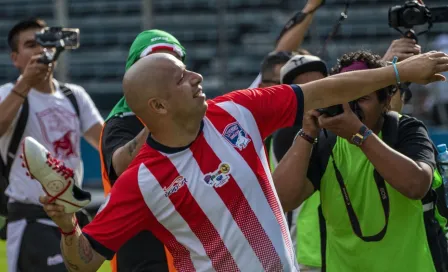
[100,29,185,272]
[40,52,448,271]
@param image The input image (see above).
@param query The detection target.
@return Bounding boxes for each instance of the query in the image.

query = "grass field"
[0,240,111,271]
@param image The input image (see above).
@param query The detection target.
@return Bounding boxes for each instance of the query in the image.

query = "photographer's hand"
[21,54,53,88]
[304,0,325,12]
[302,110,321,138]
[318,103,363,141]
[273,110,321,212]
[383,38,421,62]
[275,0,324,52]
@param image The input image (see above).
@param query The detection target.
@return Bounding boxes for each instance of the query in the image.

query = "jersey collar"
[146,120,204,154]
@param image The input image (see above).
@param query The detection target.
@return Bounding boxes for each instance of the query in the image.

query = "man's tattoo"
[65,259,80,271]
[127,138,138,156]
[60,242,79,271]
[78,235,94,263]
[64,235,74,246]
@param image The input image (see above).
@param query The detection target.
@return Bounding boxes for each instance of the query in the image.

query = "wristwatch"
[351,125,372,146]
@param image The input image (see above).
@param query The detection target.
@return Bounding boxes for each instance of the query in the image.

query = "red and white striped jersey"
[83,84,304,272]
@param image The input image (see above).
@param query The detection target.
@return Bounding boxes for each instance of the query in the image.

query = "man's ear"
[10,51,19,68]
[385,93,396,112]
[148,98,168,115]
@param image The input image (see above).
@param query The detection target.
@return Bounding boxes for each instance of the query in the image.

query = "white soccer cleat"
[20,136,91,213]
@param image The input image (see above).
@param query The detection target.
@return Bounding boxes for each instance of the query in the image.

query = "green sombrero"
[106,29,186,121]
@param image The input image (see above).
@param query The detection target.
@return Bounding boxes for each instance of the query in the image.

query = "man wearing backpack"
[273,50,448,271]
[0,18,103,272]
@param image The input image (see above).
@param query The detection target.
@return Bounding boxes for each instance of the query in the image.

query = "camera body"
[388,0,448,29]
[35,27,80,64]
[317,104,344,117]
[317,101,360,118]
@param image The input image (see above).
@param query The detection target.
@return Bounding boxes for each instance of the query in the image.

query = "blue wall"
[81,129,448,187]
[429,128,448,147]
[81,139,102,187]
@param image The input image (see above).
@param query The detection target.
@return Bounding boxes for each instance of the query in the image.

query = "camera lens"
[402,7,426,27]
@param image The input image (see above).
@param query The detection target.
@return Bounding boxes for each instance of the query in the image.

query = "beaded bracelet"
[296,129,318,145]
[12,89,26,99]
[58,218,78,236]
[391,56,401,85]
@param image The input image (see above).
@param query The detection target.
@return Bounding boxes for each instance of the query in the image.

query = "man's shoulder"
[60,82,85,92]
[207,89,254,109]
[105,113,139,123]
[104,114,142,132]
[128,143,154,169]
[58,81,89,99]
[398,114,426,128]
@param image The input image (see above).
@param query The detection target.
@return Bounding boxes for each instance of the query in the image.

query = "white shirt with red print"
[83,85,303,272]
[0,79,103,205]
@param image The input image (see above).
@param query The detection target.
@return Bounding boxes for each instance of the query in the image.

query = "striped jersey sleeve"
[82,162,152,260]
[210,84,304,140]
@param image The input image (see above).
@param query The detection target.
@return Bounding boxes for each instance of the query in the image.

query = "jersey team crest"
[223,122,251,151]
[203,163,231,188]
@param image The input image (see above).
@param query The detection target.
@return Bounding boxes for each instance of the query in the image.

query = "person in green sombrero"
[99,29,184,272]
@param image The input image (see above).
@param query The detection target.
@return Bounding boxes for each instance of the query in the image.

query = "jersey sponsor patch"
[223,122,251,151]
[203,163,231,188]
[164,176,188,197]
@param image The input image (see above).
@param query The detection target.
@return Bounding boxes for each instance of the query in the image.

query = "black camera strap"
[324,129,390,242]
[317,0,350,58]
[276,0,325,44]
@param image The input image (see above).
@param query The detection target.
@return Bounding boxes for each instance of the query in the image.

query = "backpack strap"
[374,111,400,201]
[59,84,80,118]
[381,111,400,148]
[2,83,30,179]
[313,129,337,190]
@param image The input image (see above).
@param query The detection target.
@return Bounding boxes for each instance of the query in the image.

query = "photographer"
[273,51,448,271]
[267,38,420,272]
[266,53,327,272]
[0,18,103,271]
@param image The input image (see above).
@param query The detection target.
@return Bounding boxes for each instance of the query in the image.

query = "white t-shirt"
[0,79,104,205]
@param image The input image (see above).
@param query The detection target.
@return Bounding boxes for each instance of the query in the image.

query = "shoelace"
[45,153,74,180]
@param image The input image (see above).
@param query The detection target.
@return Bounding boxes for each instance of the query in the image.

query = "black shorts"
[18,222,66,272]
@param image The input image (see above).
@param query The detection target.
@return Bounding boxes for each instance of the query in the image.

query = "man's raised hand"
[304,0,325,12]
[398,51,448,85]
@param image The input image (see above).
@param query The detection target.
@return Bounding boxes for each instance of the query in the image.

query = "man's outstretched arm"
[60,224,106,272]
[300,51,448,112]
[41,196,105,272]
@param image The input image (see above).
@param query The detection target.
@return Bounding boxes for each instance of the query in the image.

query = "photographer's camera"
[35,27,80,64]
